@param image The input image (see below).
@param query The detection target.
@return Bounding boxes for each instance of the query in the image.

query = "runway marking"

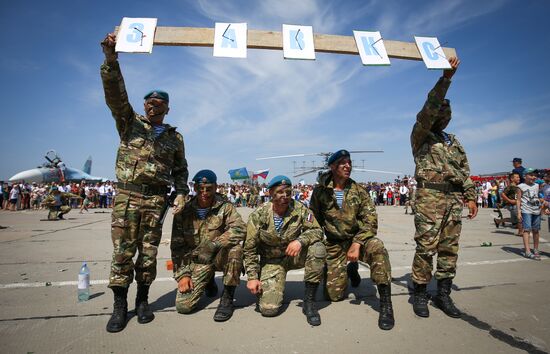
[0,256,547,289]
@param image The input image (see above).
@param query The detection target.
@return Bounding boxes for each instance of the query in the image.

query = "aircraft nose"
[9,169,42,183]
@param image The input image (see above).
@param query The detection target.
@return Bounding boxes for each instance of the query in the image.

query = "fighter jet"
[8,150,106,183]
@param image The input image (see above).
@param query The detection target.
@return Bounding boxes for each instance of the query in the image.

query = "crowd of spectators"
[0,181,117,212]
[205,175,417,210]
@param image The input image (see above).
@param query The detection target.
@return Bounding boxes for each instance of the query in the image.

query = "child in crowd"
[517,169,543,260]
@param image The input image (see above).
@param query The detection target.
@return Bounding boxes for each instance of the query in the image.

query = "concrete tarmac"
[0,206,549,353]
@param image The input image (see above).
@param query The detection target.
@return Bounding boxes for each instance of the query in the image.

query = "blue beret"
[524,168,536,175]
[267,175,292,189]
[193,169,217,184]
[328,149,351,165]
[512,157,522,163]
[144,90,169,102]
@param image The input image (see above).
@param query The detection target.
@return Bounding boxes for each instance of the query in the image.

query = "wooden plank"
[114,26,457,60]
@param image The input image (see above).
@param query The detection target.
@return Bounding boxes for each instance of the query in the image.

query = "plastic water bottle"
[78,262,90,302]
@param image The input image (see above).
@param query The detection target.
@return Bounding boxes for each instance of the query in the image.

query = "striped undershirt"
[441,132,452,146]
[197,208,210,220]
[334,190,344,208]
[273,215,284,233]
[152,124,166,138]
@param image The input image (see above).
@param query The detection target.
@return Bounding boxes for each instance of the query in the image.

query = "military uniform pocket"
[259,229,280,247]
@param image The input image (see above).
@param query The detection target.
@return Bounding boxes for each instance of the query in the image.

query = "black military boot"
[347,262,361,288]
[303,282,321,326]
[106,286,128,333]
[205,274,219,298]
[412,282,429,317]
[135,283,155,324]
[377,284,395,330]
[433,278,461,318]
[213,285,236,322]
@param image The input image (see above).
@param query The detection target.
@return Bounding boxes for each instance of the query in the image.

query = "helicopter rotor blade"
[293,168,322,177]
[353,168,402,175]
[256,153,322,160]
[348,150,384,154]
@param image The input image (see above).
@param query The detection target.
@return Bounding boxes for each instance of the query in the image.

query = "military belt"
[417,181,463,193]
[325,234,350,244]
[118,182,169,195]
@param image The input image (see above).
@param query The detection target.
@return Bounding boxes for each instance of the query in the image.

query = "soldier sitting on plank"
[244,175,326,326]
[171,170,246,322]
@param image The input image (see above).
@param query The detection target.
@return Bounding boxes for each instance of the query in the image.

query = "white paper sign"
[414,36,451,69]
[115,18,157,53]
[282,24,315,60]
[213,23,247,58]
[353,30,390,66]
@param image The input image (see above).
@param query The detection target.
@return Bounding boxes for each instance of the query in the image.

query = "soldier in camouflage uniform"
[244,175,326,326]
[42,186,79,220]
[310,150,395,330]
[101,33,189,332]
[410,57,478,319]
[171,170,245,321]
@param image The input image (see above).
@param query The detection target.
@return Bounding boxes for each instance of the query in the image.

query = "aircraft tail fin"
[83,156,92,175]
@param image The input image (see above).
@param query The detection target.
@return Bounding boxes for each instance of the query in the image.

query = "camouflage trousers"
[257,241,326,315]
[48,206,71,220]
[109,190,165,288]
[325,237,391,301]
[412,189,463,284]
[176,244,243,314]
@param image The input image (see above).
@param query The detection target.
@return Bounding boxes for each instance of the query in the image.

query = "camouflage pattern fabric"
[109,190,165,287]
[410,76,476,202]
[310,174,392,300]
[310,173,378,244]
[257,242,326,314]
[244,200,325,314]
[101,59,190,289]
[410,76,474,284]
[412,189,462,284]
[324,238,391,301]
[171,195,245,313]
[100,60,189,195]
[175,245,243,313]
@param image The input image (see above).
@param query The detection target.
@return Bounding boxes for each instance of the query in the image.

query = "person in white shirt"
[399,184,409,206]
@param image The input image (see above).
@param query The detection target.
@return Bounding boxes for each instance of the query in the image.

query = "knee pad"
[176,303,193,314]
[260,307,280,317]
[311,242,327,259]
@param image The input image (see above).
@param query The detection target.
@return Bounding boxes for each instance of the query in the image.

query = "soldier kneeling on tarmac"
[42,186,79,220]
[244,175,326,326]
[171,170,246,321]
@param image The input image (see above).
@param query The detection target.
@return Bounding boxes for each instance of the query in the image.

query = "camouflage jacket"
[411,76,476,201]
[244,200,322,280]
[171,194,245,281]
[100,60,189,195]
[310,173,377,244]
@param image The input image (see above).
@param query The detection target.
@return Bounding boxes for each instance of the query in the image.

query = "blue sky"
[1,0,549,184]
